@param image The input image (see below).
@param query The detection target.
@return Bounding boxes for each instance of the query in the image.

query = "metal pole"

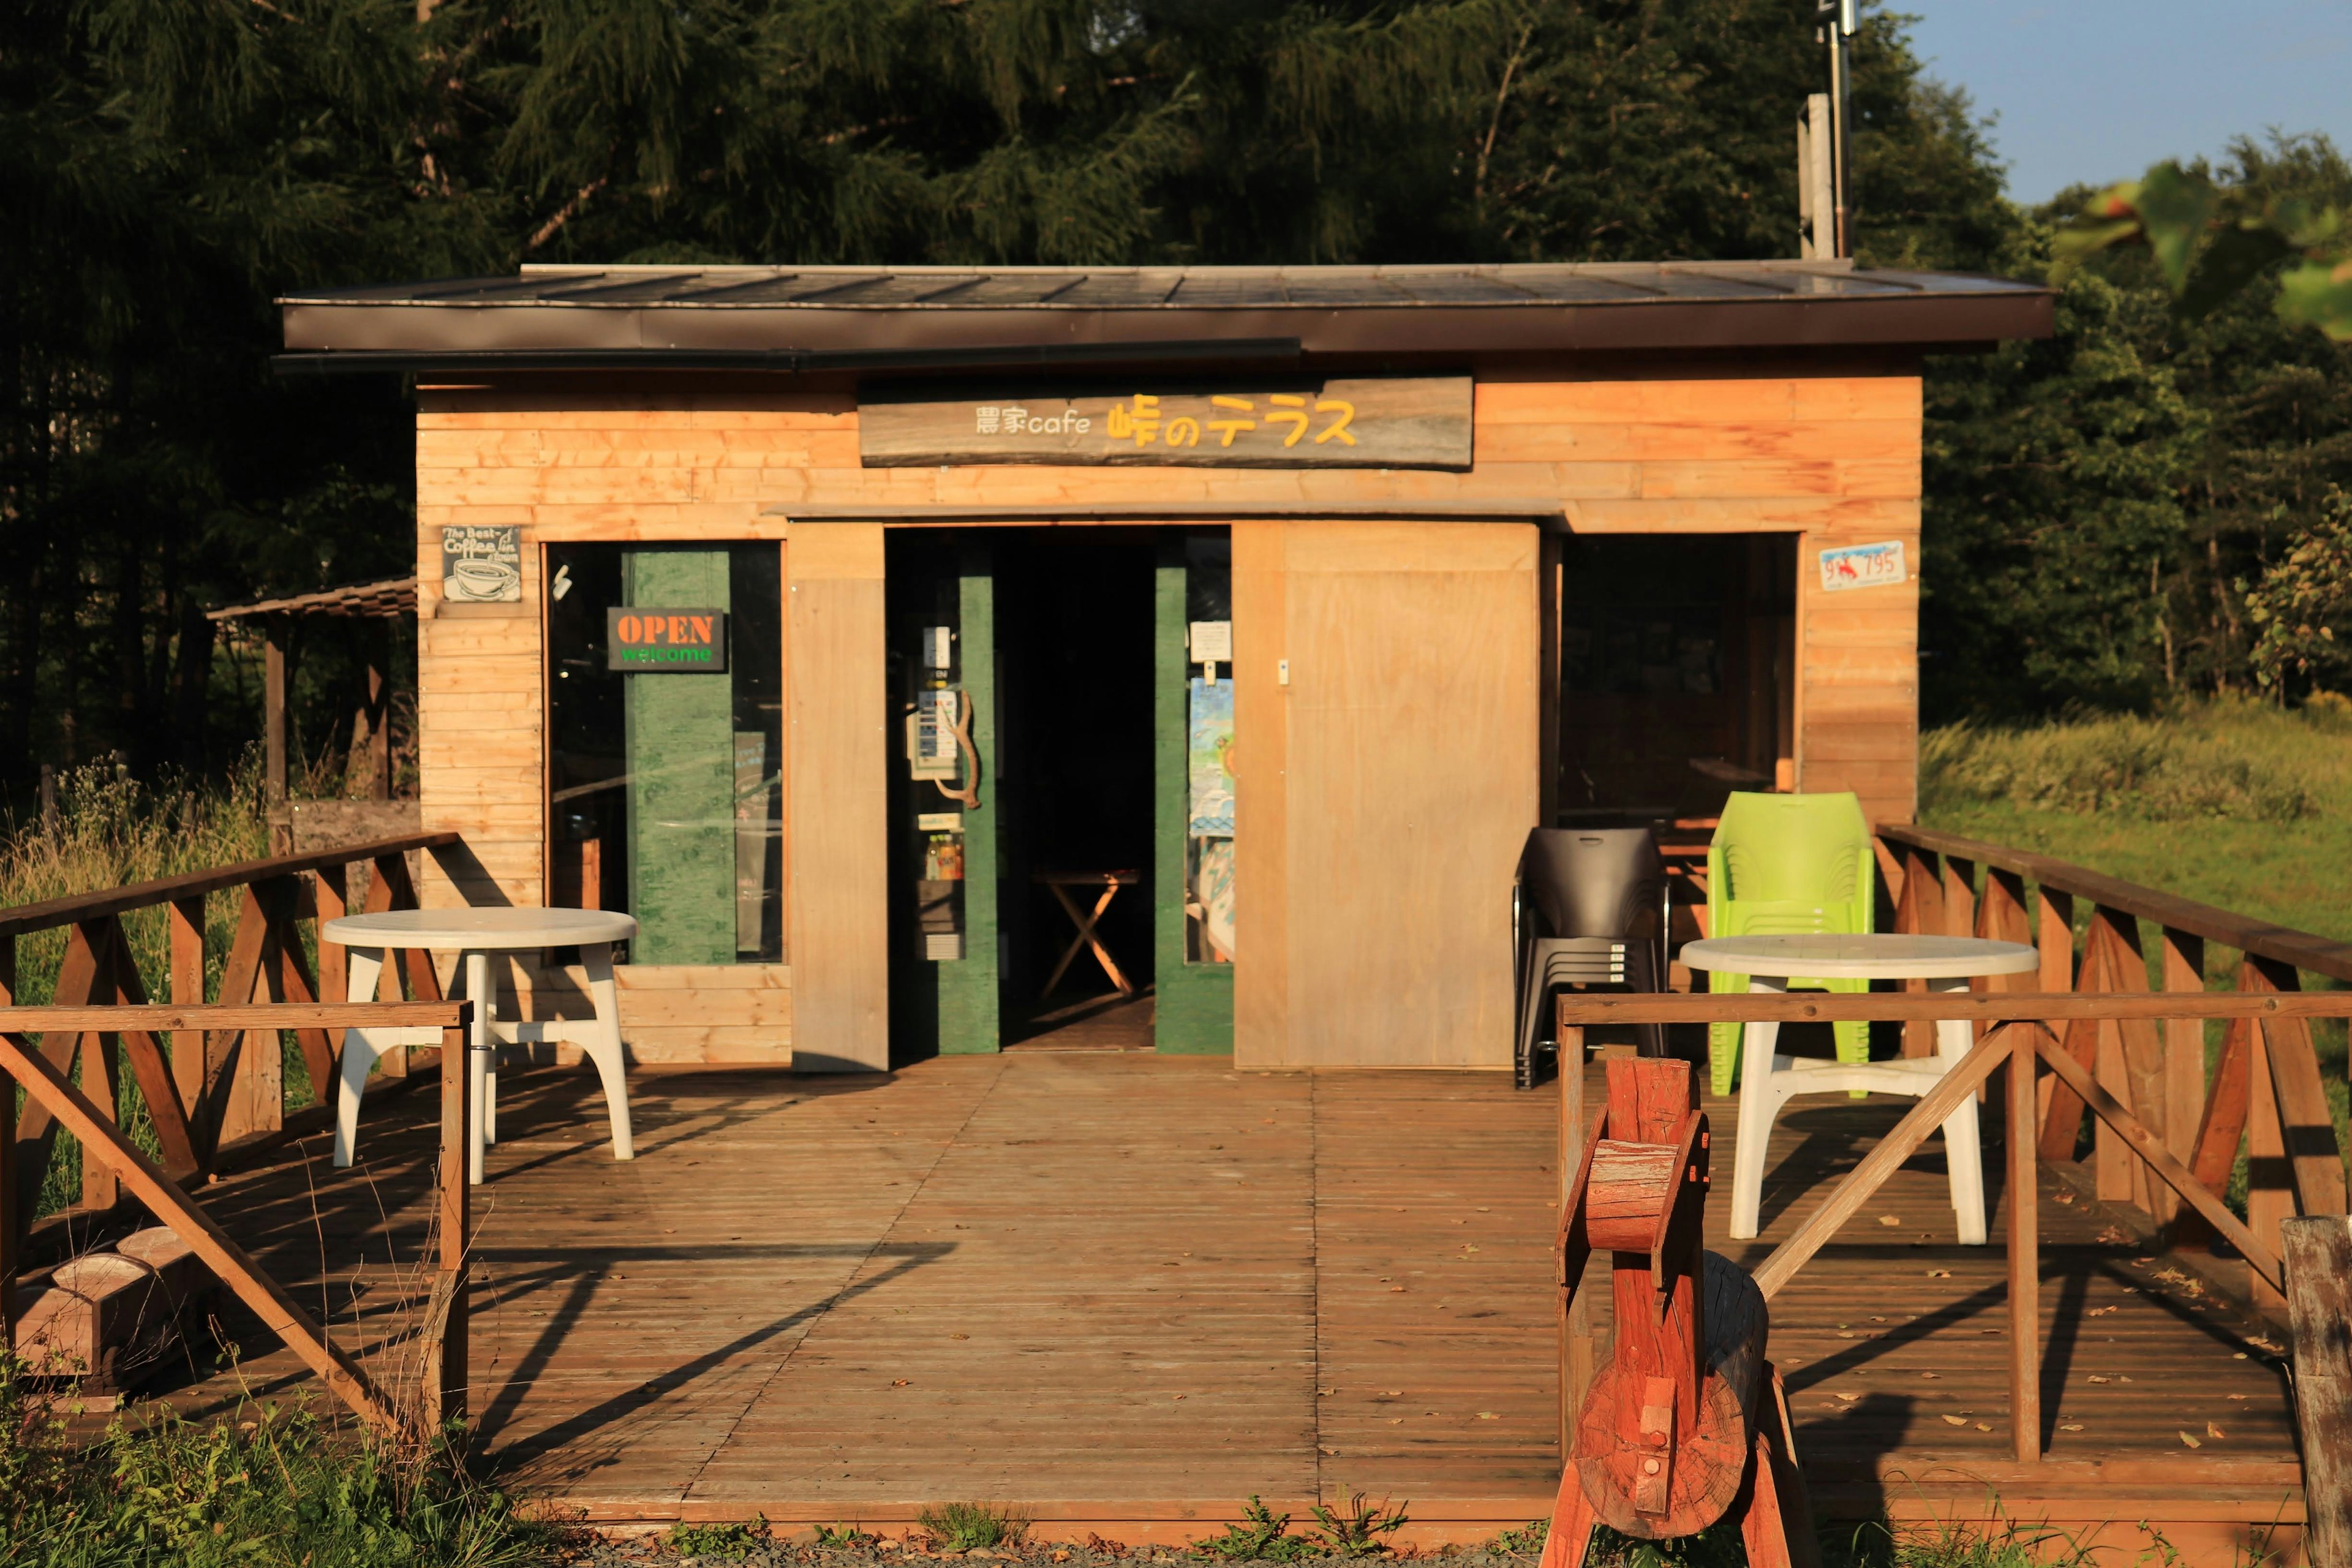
[1824,1,1856,257]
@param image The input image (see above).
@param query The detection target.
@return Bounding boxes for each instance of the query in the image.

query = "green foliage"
[1305,1487,1408,1558]
[814,1523,878,1549]
[1194,1496,1316,1562]
[1918,706,2321,823]
[1488,1520,1548,1557]
[2056,159,2352,341]
[665,1513,771,1559]
[2245,487,2352,690]
[1918,701,2352,946]
[1923,135,2352,720]
[1820,1514,2097,1568]
[0,1358,546,1567]
[916,1502,1028,1553]
[2,0,2027,801]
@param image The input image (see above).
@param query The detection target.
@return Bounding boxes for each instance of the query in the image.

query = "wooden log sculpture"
[1540,1059,1819,1568]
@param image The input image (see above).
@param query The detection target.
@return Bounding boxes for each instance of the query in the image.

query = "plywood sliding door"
[1232,519,1540,1069]
[786,522,891,1071]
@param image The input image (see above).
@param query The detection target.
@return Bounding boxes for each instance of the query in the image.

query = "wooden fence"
[1551,988,2349,1477]
[0,1000,472,1440]
[1871,823,2351,1311]
[0,832,459,1247]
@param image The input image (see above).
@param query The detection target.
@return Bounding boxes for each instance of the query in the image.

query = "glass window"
[546,543,784,963]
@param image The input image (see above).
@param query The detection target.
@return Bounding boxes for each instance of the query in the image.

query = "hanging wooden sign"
[858,376,1472,470]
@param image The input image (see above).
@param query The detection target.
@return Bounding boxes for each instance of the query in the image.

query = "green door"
[1153,532,1235,1053]
[889,537,1003,1057]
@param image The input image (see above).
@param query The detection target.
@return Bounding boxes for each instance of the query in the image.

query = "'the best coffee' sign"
[858,376,1472,470]
[608,608,729,673]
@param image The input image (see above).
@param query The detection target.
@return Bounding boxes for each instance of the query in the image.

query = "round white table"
[322,908,639,1185]
[1680,933,2039,1246]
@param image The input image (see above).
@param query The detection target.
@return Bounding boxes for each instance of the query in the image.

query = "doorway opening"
[884,528,1168,1059]
[995,531,1158,1047]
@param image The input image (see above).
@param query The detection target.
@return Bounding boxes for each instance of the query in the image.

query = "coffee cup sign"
[606,608,729,673]
[440,525,523,603]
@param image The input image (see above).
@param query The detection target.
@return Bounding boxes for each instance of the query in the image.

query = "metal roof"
[209,577,417,620]
[277,260,2051,373]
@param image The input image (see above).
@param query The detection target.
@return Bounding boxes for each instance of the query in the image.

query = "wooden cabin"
[276,263,2050,1073]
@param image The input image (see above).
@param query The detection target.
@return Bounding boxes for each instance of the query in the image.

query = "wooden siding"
[413,366,1923,1063]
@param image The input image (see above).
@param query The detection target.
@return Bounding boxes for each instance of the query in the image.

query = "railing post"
[1898,846,1942,1059]
[2155,929,2206,1227]
[167,897,208,1161]
[1558,1019,1591,1455]
[2008,1025,2040,1463]
[425,1017,472,1434]
[2281,1217,2352,1568]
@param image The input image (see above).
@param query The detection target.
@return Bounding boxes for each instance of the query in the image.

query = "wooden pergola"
[208,576,416,848]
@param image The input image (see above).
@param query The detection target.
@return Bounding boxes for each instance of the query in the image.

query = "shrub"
[0,1352,547,1567]
[1194,1497,1315,1561]
[1917,706,2324,822]
[916,1502,1028,1553]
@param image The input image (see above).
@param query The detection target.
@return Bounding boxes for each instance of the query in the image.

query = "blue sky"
[1903,1,2352,205]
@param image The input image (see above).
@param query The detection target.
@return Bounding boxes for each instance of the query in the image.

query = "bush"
[0,1354,548,1567]
[1917,703,2328,822]
[916,1502,1027,1553]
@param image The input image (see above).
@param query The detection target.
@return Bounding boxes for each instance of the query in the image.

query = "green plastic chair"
[1705,791,1875,1095]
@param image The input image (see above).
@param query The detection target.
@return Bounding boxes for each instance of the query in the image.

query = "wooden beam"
[1879,822,2352,986]
[423,1023,470,1431]
[1548,990,2352,1025]
[0,832,459,939]
[2280,1216,2352,1568]
[93,919,202,1178]
[167,897,207,1122]
[0,1004,466,1033]
[2155,929,2206,1228]
[2007,1030,2039,1464]
[265,616,288,810]
[0,1023,418,1438]
[2245,959,2350,1219]
[2173,1014,2252,1252]
[2032,1028,2284,1292]
[1751,1025,2021,1300]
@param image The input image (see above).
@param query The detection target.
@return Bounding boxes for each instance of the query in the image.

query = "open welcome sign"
[606,608,729,672]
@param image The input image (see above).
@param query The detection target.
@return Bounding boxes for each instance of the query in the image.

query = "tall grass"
[1918,697,2352,946]
[0,758,283,1216]
[1918,698,2342,823]
[0,1354,550,1567]
[1920,698,2352,1207]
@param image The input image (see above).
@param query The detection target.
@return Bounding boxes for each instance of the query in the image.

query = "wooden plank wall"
[412,363,1921,1065]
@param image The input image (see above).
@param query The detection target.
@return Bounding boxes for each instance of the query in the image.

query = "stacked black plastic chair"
[1513,827,1670,1088]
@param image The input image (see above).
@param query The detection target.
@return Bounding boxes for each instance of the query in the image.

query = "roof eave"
[277,291,2054,372]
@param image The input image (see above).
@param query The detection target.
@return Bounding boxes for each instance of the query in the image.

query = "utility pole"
[1820,0,1858,257]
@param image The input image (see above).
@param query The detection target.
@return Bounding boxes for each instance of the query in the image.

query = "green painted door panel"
[1154,545,1234,1054]
[624,549,734,965]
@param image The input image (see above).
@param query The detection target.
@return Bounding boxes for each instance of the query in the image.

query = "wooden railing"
[1874,823,2351,1310]
[0,832,459,1244]
[1551,989,2349,1472]
[0,1000,472,1440]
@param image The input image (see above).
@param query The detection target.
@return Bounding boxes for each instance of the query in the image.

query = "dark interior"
[995,531,1159,1038]
[1556,533,1796,824]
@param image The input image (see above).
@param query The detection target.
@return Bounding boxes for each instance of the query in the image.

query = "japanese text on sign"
[857,376,1471,470]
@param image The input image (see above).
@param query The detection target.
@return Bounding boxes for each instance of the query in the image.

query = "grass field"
[1918,698,2352,1195]
[1918,695,2352,946]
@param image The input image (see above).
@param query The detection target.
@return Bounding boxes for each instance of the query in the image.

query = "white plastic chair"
[1727,974,1986,1245]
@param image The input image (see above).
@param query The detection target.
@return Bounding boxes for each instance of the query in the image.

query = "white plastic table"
[322,908,639,1185]
[1679,933,2038,1246]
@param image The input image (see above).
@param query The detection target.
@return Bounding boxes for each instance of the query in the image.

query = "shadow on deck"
[149,1055,2301,1553]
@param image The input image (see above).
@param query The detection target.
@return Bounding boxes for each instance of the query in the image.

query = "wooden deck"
[156,1054,2302,1555]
